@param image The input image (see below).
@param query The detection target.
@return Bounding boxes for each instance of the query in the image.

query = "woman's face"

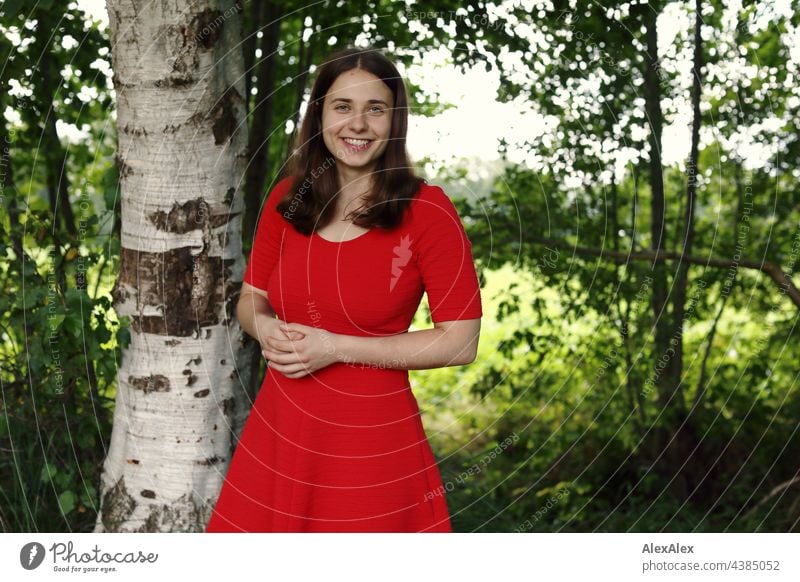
[320,68,394,176]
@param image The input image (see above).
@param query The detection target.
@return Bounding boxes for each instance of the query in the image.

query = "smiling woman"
[205,46,483,533]
[275,47,423,237]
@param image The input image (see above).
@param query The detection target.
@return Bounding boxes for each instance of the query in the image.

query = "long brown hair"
[275,46,424,235]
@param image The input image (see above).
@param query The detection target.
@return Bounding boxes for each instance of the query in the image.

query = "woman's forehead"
[326,69,393,100]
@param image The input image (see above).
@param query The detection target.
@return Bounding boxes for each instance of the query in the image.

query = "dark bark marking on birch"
[115,153,133,178]
[192,9,225,50]
[221,397,235,416]
[188,87,244,145]
[120,124,147,137]
[117,247,237,336]
[224,187,235,205]
[149,198,233,234]
[196,455,224,465]
[211,88,241,145]
[136,491,209,532]
[128,374,170,394]
[100,476,137,532]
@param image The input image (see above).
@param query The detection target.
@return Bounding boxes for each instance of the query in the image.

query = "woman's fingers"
[262,348,305,364]
[267,361,310,377]
[264,331,304,354]
[266,336,294,352]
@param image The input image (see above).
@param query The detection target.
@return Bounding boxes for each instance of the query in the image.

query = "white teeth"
[343,138,370,146]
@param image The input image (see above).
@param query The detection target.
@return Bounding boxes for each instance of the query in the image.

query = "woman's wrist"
[333,332,352,364]
[255,313,280,344]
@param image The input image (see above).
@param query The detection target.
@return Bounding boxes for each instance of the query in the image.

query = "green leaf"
[47,311,66,330]
[80,485,97,507]
[117,320,131,349]
[58,491,76,514]
[40,462,57,483]
[77,430,94,449]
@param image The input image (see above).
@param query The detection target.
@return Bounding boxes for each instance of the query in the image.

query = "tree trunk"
[641,0,672,442]
[243,0,282,244]
[642,2,671,403]
[640,0,692,498]
[663,0,705,500]
[95,0,252,532]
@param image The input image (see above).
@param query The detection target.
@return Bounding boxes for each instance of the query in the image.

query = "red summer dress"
[205,177,482,532]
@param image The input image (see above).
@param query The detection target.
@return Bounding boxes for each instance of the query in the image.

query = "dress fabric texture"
[205,177,482,532]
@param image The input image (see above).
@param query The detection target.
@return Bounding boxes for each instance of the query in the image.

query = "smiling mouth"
[341,137,373,152]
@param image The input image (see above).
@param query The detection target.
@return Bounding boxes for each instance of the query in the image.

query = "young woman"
[206,46,482,533]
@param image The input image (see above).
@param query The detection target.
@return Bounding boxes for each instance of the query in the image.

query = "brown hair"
[275,46,424,235]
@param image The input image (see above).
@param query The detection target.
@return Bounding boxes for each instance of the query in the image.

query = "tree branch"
[514,234,800,310]
[743,475,800,521]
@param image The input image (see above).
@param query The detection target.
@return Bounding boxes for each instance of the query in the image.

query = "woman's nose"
[348,113,368,132]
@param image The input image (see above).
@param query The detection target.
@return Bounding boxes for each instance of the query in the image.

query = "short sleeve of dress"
[242,177,292,292]
[412,184,483,323]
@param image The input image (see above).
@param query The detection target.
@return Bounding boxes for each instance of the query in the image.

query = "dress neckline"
[312,227,374,245]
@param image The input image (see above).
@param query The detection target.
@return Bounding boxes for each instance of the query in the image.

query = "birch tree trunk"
[95,0,253,532]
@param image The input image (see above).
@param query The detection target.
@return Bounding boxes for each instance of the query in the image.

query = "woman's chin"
[335,155,376,171]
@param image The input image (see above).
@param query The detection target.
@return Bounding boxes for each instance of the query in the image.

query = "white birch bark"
[95,0,254,532]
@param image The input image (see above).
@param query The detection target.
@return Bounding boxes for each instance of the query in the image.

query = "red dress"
[205,177,482,532]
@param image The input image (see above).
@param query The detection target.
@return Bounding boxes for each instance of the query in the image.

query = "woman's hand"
[255,315,304,351]
[261,322,340,379]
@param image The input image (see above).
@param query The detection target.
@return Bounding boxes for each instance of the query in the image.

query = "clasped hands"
[259,318,340,379]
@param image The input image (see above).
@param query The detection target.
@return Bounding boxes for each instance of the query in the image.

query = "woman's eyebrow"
[330,97,390,106]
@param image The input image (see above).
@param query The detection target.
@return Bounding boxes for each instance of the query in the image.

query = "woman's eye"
[333,104,384,114]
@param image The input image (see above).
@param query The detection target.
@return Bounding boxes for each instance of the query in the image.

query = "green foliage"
[3,0,800,534]
[0,221,123,531]
[416,263,799,532]
[0,0,127,532]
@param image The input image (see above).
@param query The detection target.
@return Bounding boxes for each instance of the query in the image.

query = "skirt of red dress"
[205,363,453,532]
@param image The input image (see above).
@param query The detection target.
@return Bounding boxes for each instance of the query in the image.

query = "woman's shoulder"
[408,180,461,224]
[412,180,446,202]
[269,176,295,203]
[261,176,296,219]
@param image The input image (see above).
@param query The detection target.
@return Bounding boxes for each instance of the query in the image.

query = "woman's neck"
[336,167,374,218]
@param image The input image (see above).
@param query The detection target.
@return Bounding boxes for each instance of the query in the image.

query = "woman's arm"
[337,319,481,369]
[262,318,481,378]
[237,281,303,349]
